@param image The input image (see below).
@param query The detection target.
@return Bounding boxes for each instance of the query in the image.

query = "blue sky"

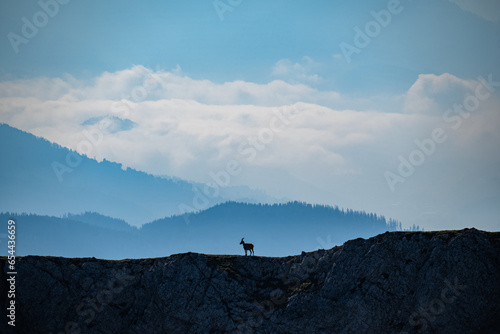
[2,0,499,91]
[1,0,499,231]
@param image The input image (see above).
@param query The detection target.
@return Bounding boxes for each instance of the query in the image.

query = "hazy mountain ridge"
[0,201,412,259]
[0,123,277,225]
[64,212,138,232]
[141,201,409,256]
[0,123,417,259]
[1,229,498,334]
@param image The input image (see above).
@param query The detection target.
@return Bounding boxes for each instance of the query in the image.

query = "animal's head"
[240,238,244,245]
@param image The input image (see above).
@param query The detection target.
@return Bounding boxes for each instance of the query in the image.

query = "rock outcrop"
[1,229,500,333]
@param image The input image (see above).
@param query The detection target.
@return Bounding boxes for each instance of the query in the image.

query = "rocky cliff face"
[2,229,499,333]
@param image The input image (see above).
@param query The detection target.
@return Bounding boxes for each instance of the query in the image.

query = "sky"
[0,0,499,231]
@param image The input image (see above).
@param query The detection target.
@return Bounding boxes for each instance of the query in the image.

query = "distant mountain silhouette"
[140,201,410,256]
[65,212,137,232]
[0,202,417,259]
[0,123,419,259]
[0,123,276,225]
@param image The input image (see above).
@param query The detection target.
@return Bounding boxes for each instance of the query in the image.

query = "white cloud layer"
[0,67,499,231]
[0,65,339,107]
[404,73,477,114]
[271,57,324,85]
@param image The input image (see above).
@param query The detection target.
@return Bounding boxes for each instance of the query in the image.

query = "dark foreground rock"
[1,228,499,333]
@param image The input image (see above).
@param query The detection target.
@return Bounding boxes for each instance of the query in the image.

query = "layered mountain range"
[0,123,276,226]
[0,123,409,258]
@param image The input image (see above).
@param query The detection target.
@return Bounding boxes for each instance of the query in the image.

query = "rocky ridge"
[1,228,500,333]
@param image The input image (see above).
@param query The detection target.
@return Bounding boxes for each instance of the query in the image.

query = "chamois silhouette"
[240,238,254,256]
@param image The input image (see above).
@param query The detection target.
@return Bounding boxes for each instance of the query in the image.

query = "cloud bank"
[0,66,499,231]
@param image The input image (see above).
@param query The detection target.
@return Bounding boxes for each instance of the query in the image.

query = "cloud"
[448,0,500,22]
[401,72,500,160]
[404,73,478,114]
[0,65,339,108]
[82,116,136,134]
[0,66,413,180]
[271,57,324,85]
[0,67,499,231]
